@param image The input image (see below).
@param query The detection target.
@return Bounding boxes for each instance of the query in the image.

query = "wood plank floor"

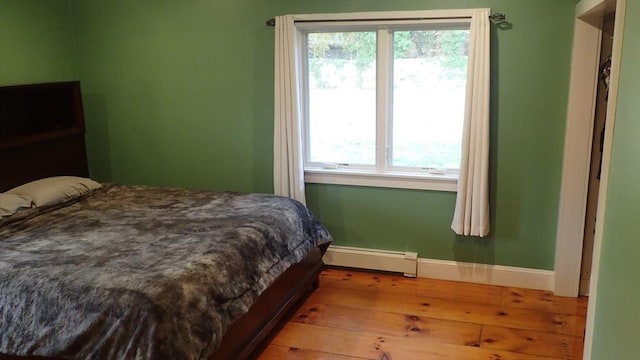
[259,268,588,360]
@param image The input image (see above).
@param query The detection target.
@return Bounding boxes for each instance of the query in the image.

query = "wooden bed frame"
[0,81,327,360]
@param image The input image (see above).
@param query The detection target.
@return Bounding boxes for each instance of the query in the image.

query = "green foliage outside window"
[307,30,469,88]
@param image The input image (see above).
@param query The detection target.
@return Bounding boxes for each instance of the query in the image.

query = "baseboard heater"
[323,245,418,277]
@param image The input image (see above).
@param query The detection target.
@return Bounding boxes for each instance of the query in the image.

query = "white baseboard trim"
[417,258,555,291]
[323,245,418,277]
[322,245,555,291]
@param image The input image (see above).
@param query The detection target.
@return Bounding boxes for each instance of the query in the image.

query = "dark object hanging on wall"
[600,56,612,101]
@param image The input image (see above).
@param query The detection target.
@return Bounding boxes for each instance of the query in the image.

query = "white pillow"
[7,176,102,207]
[0,193,33,217]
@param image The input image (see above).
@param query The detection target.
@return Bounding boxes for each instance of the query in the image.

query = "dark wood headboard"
[0,81,89,192]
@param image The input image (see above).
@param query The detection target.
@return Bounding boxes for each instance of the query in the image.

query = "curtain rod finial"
[266,18,275,27]
[489,13,506,24]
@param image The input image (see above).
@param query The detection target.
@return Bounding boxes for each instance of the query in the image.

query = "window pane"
[392,30,469,169]
[307,32,376,165]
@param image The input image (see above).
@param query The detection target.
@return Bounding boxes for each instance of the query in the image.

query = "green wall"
[590,1,640,358]
[70,1,276,192]
[69,0,575,270]
[0,0,566,270]
[0,0,77,85]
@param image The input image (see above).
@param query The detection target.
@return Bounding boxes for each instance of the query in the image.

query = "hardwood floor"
[259,268,588,360]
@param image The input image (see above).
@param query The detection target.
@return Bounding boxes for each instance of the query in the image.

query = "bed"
[0,81,332,359]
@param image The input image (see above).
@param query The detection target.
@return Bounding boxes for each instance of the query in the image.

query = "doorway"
[554,0,625,298]
[580,14,616,296]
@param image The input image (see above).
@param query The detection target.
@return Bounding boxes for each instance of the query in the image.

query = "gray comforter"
[0,184,332,359]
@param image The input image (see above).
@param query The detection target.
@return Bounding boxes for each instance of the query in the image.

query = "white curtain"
[451,9,491,237]
[273,15,307,205]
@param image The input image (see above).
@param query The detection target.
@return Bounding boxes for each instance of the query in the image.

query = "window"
[298,16,474,191]
[274,10,491,233]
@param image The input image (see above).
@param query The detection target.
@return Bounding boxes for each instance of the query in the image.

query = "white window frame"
[294,10,482,192]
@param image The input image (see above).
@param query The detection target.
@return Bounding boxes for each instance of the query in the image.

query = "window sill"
[304,168,458,192]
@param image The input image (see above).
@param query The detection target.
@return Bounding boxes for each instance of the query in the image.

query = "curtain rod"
[265,12,507,27]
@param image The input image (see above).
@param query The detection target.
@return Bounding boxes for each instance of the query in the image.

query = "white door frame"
[554,0,625,297]
[581,1,626,357]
